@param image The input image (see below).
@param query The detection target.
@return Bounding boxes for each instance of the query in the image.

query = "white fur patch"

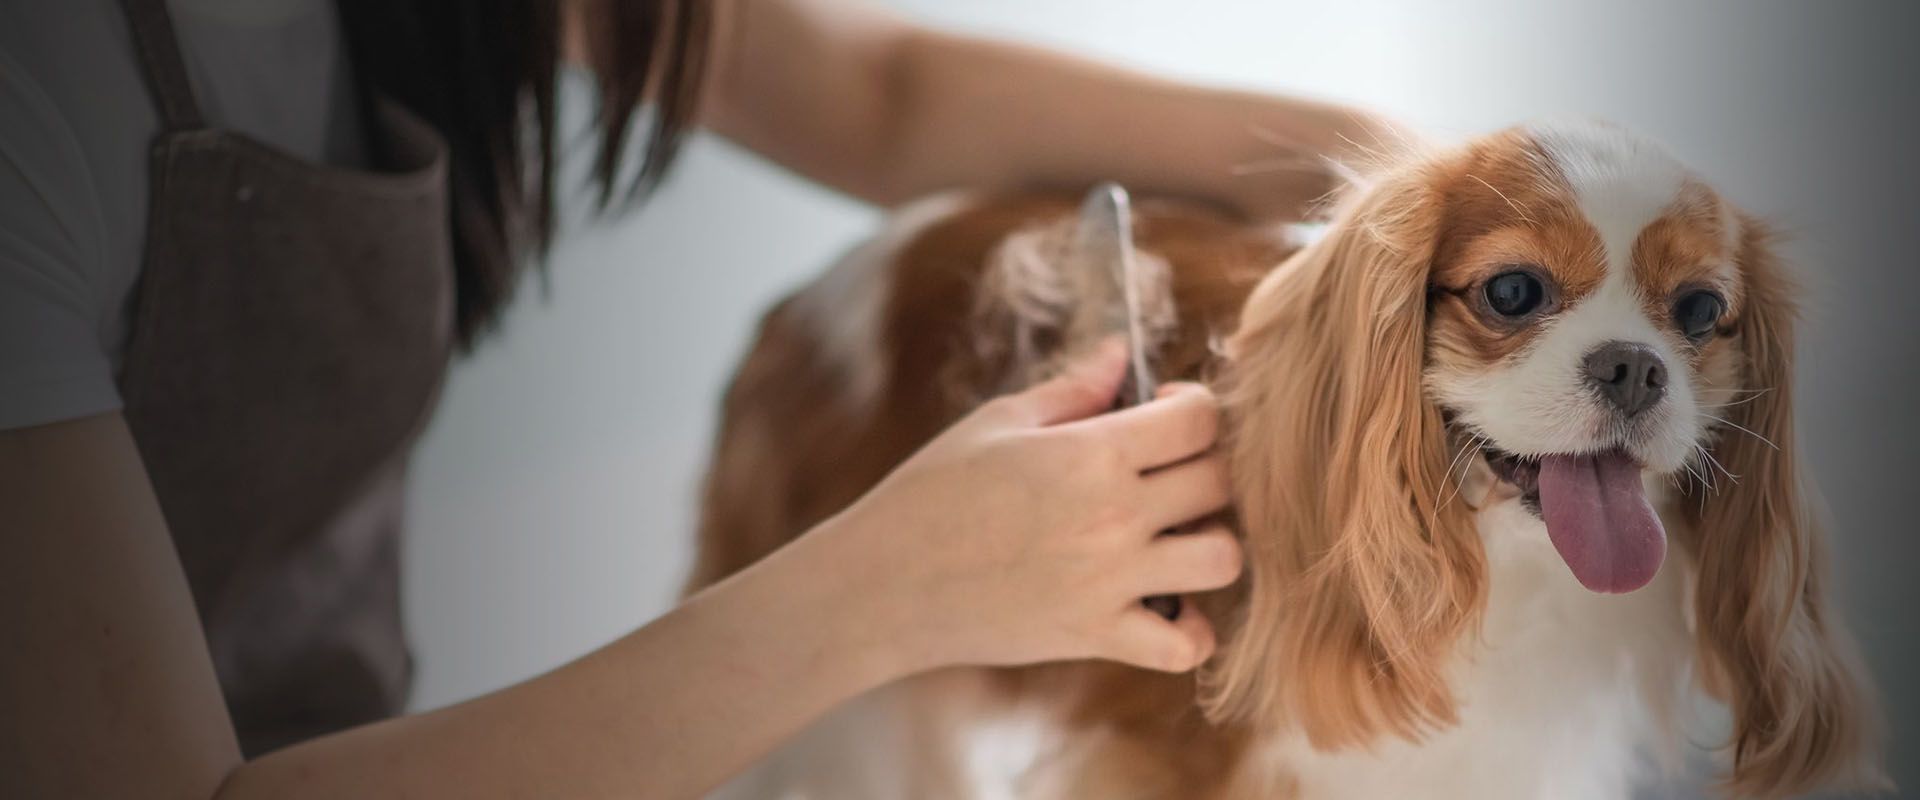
[1529,121,1688,263]
[786,193,976,406]
[1252,503,1697,800]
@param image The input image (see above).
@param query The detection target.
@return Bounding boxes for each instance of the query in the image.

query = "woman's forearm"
[5,348,1229,800]
[703,0,1399,222]
[219,518,901,800]
[878,27,1398,220]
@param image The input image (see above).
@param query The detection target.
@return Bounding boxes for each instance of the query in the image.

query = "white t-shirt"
[0,0,363,430]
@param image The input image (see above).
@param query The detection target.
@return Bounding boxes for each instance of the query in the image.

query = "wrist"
[769,513,925,689]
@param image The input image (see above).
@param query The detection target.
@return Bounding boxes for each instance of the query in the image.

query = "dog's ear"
[1201,162,1485,749]
[1681,217,1887,797]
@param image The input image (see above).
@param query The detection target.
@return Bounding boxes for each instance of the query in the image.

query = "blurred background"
[401,1,1919,795]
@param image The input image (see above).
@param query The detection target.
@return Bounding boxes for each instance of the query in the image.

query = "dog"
[689,121,1885,799]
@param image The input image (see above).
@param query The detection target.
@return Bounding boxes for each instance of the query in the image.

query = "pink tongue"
[1536,451,1666,593]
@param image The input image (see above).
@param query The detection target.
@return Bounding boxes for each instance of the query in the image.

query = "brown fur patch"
[1419,132,1611,367]
[687,193,1291,796]
[1674,215,1888,795]
[1630,181,1740,359]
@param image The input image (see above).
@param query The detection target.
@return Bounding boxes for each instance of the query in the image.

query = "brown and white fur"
[689,122,1886,799]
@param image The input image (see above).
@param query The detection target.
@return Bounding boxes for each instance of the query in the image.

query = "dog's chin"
[1467,441,1671,594]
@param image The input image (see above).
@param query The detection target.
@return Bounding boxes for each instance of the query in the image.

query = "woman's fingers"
[1133,525,1242,595]
[1135,455,1231,532]
[999,339,1129,426]
[1096,523,1238,673]
[1074,382,1220,470]
[1102,604,1218,673]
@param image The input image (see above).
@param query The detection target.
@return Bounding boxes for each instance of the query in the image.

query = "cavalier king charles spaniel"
[690,121,1886,799]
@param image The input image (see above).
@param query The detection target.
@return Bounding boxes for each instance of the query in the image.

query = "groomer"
[0,0,1383,796]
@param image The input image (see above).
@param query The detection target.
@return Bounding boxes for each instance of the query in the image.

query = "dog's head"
[1205,121,1881,795]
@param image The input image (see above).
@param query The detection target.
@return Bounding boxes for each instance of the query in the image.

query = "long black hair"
[336,0,712,345]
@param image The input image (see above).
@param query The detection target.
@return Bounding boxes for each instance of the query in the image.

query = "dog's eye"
[1673,290,1726,341]
[1484,271,1546,318]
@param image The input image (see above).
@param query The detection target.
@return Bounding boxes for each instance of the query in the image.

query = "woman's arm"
[0,414,240,799]
[3,345,1237,799]
[700,0,1398,221]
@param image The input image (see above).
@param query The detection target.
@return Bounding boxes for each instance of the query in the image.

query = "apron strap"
[119,0,206,131]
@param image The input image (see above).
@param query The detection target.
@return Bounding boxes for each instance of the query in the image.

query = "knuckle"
[1073,432,1130,478]
[1182,394,1223,438]
[1067,375,1111,406]
[1037,431,1088,473]
[978,395,1024,423]
[1155,398,1220,452]
[1088,504,1143,543]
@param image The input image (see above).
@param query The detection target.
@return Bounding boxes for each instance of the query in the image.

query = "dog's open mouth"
[1483,447,1544,501]
[1481,445,1667,594]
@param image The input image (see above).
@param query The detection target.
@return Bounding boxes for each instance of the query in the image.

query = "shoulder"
[0,0,154,429]
[0,0,158,287]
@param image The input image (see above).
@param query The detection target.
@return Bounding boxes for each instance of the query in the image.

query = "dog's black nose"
[1583,341,1667,417]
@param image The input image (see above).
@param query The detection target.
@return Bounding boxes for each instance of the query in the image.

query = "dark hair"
[336,0,712,345]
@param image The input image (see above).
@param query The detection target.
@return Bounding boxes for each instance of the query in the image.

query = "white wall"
[403,1,1918,794]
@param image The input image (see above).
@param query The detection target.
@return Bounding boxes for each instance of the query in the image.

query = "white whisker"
[1699,445,1739,484]
[1679,450,1712,495]
[1703,413,1779,451]
[1433,433,1489,522]
[1684,447,1717,497]
[1697,387,1774,411]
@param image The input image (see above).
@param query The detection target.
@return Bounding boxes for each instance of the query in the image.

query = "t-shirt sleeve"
[0,46,123,430]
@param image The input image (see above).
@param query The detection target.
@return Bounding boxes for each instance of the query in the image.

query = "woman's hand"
[811,339,1241,677]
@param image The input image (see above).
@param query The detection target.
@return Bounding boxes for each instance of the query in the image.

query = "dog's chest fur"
[1246,493,1696,800]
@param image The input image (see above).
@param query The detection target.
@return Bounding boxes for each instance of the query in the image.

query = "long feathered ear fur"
[1682,217,1887,797]
[1200,160,1486,749]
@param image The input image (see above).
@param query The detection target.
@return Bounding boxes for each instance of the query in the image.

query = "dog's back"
[687,192,1286,589]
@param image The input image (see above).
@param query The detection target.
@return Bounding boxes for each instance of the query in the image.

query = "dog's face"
[1423,124,1747,593]
[1207,121,1880,794]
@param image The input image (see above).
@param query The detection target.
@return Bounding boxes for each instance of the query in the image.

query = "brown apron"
[116,0,454,756]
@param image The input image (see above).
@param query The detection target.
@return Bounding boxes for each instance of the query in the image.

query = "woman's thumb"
[1007,337,1129,425]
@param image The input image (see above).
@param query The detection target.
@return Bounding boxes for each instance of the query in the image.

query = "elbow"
[205,759,268,800]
